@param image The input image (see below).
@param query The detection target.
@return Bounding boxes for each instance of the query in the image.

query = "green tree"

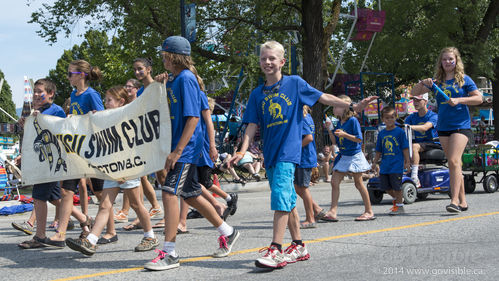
[0,70,19,123]
[49,30,137,105]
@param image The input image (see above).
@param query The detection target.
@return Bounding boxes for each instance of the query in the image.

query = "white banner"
[21,82,171,185]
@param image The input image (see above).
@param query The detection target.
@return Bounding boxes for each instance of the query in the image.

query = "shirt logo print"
[268,99,283,120]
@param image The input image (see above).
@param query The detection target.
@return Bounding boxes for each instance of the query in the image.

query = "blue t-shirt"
[197,93,214,168]
[299,114,317,168]
[404,110,438,143]
[228,121,239,136]
[333,117,362,156]
[166,69,203,164]
[376,127,409,174]
[243,75,322,168]
[69,87,104,115]
[136,86,144,98]
[435,75,477,131]
[41,103,66,118]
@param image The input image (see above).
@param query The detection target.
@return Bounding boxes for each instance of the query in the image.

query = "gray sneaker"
[134,237,159,252]
[65,237,97,256]
[212,228,240,258]
[12,221,34,235]
[389,205,405,215]
[144,250,180,271]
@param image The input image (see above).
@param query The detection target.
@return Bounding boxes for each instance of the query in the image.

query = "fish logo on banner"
[32,117,67,173]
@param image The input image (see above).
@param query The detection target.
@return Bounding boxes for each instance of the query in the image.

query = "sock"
[225,194,232,202]
[271,242,282,252]
[411,165,419,179]
[292,240,303,246]
[163,241,176,257]
[87,233,98,246]
[144,230,155,238]
[217,222,234,237]
[396,203,404,207]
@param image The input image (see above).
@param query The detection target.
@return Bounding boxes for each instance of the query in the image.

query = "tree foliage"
[0,70,19,123]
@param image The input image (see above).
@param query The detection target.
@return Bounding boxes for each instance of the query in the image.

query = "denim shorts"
[103,178,140,190]
[294,167,312,188]
[32,182,61,202]
[162,162,202,199]
[267,162,296,212]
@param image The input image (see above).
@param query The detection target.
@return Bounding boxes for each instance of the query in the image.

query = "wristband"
[236,151,244,156]
[349,102,354,112]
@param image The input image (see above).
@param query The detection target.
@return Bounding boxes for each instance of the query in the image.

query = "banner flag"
[21,82,171,185]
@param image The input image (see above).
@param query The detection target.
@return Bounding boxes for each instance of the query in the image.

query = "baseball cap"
[411,93,428,101]
[159,36,191,56]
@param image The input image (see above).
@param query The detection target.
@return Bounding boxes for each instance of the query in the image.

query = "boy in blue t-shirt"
[17,78,66,248]
[373,107,410,215]
[229,40,377,269]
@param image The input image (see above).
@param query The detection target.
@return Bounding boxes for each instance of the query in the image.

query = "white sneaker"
[144,249,180,271]
[283,242,310,263]
[255,245,287,268]
[412,178,420,187]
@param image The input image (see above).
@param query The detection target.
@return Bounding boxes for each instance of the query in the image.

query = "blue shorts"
[379,173,403,191]
[103,178,140,190]
[294,167,312,188]
[32,182,61,202]
[162,162,202,199]
[267,162,296,212]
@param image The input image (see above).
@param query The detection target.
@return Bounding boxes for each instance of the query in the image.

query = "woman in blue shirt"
[412,47,482,213]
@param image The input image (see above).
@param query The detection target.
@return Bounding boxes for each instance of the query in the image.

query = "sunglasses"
[124,85,137,89]
[67,71,87,77]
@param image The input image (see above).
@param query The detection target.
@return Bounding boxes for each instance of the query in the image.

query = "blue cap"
[160,36,191,56]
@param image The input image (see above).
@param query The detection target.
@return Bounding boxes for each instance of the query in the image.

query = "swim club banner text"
[21,82,171,185]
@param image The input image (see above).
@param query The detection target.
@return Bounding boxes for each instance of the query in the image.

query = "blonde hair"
[207,96,215,112]
[433,47,465,87]
[162,52,205,91]
[337,95,355,120]
[106,86,130,105]
[260,41,285,60]
[70,59,102,81]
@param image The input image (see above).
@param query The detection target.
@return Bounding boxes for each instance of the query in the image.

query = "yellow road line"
[53,211,499,281]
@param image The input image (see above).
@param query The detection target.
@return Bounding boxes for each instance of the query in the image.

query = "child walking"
[324,95,375,222]
[294,106,325,228]
[144,36,240,271]
[229,41,376,269]
[16,78,66,249]
[372,106,410,215]
[65,86,159,255]
[44,59,105,248]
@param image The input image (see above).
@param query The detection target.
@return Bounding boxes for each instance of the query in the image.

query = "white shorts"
[103,178,140,190]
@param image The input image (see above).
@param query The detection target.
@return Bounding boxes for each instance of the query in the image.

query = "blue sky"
[0,0,84,109]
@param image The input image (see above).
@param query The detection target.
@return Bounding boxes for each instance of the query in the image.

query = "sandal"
[152,221,165,229]
[314,209,327,221]
[80,215,94,230]
[354,214,376,221]
[123,223,142,231]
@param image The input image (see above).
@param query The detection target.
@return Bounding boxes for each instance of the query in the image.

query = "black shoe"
[460,205,468,211]
[66,237,96,256]
[187,209,203,219]
[446,204,462,213]
[228,193,239,216]
[97,235,118,245]
[39,237,66,249]
[253,174,261,181]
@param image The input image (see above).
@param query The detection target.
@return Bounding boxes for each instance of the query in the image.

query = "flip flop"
[123,223,142,231]
[177,228,190,234]
[300,222,317,229]
[354,214,376,221]
[315,209,327,221]
[320,215,339,222]
[152,222,165,229]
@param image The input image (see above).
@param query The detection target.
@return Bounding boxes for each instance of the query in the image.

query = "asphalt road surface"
[1,180,498,281]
